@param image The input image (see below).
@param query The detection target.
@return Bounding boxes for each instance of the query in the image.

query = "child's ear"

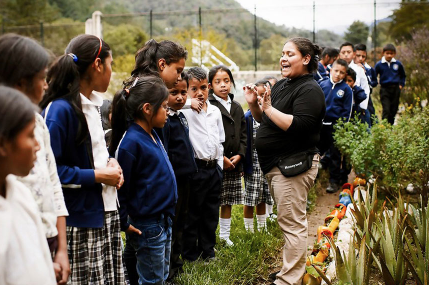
[0,138,9,157]
[93,58,102,72]
[208,83,212,89]
[141,103,152,116]
[158,59,166,72]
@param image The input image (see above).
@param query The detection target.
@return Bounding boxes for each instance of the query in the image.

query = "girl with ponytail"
[41,34,126,285]
[110,76,177,285]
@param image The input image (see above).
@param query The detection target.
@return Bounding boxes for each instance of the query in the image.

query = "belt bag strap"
[277,151,315,177]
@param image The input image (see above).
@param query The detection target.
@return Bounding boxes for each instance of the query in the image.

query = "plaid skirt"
[244,150,274,206]
[220,171,244,206]
[67,211,126,285]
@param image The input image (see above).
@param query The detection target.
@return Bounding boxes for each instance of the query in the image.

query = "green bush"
[334,107,429,201]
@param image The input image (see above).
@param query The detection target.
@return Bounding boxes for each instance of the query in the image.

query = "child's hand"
[230,155,241,166]
[54,249,70,285]
[126,224,142,235]
[53,262,62,283]
[95,167,122,187]
[399,85,403,90]
[191,98,203,113]
[107,158,124,189]
[223,156,235,171]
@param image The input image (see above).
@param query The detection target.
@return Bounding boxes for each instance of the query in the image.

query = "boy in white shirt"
[181,67,225,262]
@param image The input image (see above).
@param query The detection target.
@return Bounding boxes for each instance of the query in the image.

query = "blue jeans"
[127,214,172,285]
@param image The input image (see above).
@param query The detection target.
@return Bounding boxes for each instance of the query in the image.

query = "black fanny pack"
[277,151,316,177]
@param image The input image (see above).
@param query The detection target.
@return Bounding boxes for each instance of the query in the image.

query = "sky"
[235,0,401,34]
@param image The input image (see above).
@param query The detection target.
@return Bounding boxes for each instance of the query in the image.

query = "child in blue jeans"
[111,76,177,285]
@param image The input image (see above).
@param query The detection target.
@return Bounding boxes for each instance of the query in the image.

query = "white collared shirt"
[212,93,232,113]
[80,93,117,211]
[181,100,225,169]
[0,175,56,285]
[349,61,370,109]
[17,113,68,238]
[381,56,397,67]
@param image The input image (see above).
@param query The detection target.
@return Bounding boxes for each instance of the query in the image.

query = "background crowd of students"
[0,32,406,285]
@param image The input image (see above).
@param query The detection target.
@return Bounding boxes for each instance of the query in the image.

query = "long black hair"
[131,39,187,77]
[40,34,111,145]
[109,75,169,156]
[208,65,236,89]
[0,34,50,87]
[0,86,36,141]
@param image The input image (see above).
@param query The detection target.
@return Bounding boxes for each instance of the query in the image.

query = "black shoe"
[269,270,280,281]
[326,182,340,193]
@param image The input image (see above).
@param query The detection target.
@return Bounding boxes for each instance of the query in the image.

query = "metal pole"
[1,15,4,35]
[150,10,153,39]
[373,0,377,65]
[313,1,316,43]
[40,21,44,47]
[199,7,202,66]
[254,5,257,72]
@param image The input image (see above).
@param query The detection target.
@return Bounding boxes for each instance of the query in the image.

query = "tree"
[344,21,369,45]
[103,24,147,57]
[390,0,429,41]
[259,34,287,70]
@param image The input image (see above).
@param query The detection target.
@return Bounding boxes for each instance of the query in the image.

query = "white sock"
[257,214,267,232]
[266,203,274,215]
[244,218,254,233]
[219,218,232,240]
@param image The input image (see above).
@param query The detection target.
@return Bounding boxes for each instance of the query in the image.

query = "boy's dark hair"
[321,47,339,59]
[187,67,207,82]
[109,75,169,156]
[355,43,367,52]
[180,72,189,88]
[40,34,111,145]
[255,79,271,88]
[333,59,349,69]
[383,43,396,53]
[262,76,278,85]
[208,65,236,89]
[287,37,321,73]
[101,99,112,131]
[0,86,35,140]
[132,39,187,77]
[346,68,357,82]
[340,42,355,52]
[0,34,50,88]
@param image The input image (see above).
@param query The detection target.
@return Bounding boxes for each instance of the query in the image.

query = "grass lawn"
[174,205,284,285]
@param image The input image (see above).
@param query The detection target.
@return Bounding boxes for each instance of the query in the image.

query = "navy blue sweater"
[243,110,254,174]
[116,123,177,231]
[314,62,329,82]
[364,64,378,88]
[320,78,353,122]
[43,99,104,228]
[375,59,406,87]
[155,113,197,178]
[352,85,367,114]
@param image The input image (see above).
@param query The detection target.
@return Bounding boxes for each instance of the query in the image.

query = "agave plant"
[372,205,408,285]
[403,196,429,285]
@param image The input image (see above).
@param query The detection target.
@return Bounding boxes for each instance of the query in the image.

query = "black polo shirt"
[255,74,326,174]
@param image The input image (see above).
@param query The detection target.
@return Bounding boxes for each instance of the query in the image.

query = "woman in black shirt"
[244,37,325,285]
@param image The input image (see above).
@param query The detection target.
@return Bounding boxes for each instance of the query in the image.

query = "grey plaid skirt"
[66,211,126,285]
[220,171,244,206]
[244,149,274,206]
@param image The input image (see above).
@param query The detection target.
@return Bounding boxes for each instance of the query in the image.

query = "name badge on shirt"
[393,64,399,71]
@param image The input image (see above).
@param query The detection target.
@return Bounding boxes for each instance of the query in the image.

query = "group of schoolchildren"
[314,42,406,193]
[0,33,277,285]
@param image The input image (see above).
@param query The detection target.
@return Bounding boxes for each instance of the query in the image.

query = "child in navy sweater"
[155,72,197,280]
[375,43,406,125]
[318,59,353,193]
[111,76,177,285]
[345,68,367,121]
